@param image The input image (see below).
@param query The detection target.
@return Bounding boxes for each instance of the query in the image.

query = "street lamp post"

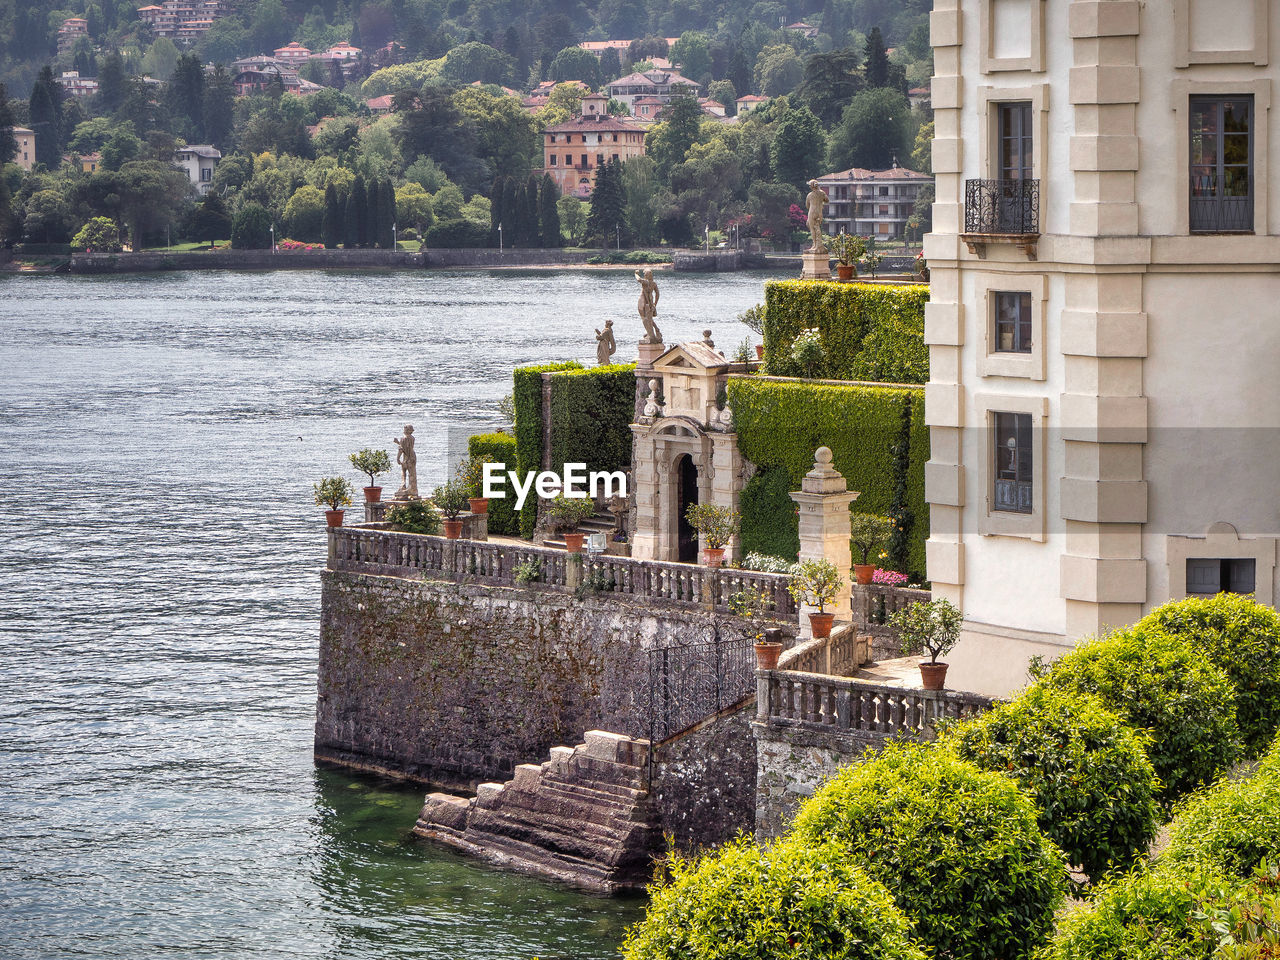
[393,222,397,250]
[270,224,275,253]
[498,223,503,252]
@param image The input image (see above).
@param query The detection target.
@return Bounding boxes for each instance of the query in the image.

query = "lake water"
[0,268,780,960]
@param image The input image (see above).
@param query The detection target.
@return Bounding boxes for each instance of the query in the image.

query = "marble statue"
[806,179,829,253]
[595,319,617,365]
[393,424,418,499]
[635,268,662,343]
[642,378,663,418]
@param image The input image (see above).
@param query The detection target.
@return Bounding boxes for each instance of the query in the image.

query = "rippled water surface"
[0,269,780,960]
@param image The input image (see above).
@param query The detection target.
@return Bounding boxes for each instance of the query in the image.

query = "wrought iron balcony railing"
[1189,174,1253,233]
[964,178,1040,235]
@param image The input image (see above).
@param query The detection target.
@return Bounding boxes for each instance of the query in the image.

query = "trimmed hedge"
[548,363,637,477]
[468,432,518,536]
[792,742,1067,960]
[1037,626,1241,802]
[1137,594,1280,753]
[622,837,927,960]
[763,280,928,383]
[949,686,1161,883]
[728,377,927,578]
[513,361,582,537]
[1162,735,1280,880]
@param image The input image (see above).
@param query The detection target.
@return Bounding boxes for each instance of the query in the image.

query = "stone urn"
[363,486,382,503]
[853,564,876,585]
[563,532,585,552]
[754,626,784,670]
[836,264,856,282]
[325,509,345,527]
[919,661,948,690]
[443,519,463,539]
[703,547,725,567]
[468,497,489,515]
[808,611,834,639]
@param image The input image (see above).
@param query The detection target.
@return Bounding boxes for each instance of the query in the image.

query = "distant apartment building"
[580,38,679,56]
[816,164,932,241]
[606,69,702,109]
[273,42,312,62]
[735,94,769,115]
[58,18,88,56]
[173,144,220,195]
[137,1,229,40]
[230,57,324,95]
[12,127,35,171]
[542,93,646,197]
[60,71,99,98]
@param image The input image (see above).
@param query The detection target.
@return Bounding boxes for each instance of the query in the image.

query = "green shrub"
[468,432,518,535]
[1039,865,1231,960]
[1162,736,1280,880]
[1138,595,1280,753]
[548,363,636,479]
[513,361,582,537]
[1036,626,1241,801]
[622,837,928,960]
[385,500,442,535]
[230,202,272,249]
[71,216,123,252]
[949,687,1161,883]
[422,218,489,247]
[763,279,928,383]
[792,742,1067,960]
[728,378,927,577]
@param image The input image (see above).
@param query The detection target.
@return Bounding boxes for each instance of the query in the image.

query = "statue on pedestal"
[595,319,616,365]
[393,424,418,499]
[635,268,662,343]
[806,179,829,253]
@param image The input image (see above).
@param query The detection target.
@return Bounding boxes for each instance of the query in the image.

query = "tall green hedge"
[468,432,518,536]
[548,363,637,477]
[728,377,928,578]
[513,361,582,537]
[763,280,929,383]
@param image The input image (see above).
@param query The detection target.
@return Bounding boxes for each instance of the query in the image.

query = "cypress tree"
[29,68,62,169]
[489,175,504,245]
[322,183,341,249]
[586,158,627,246]
[524,174,541,246]
[539,173,561,248]
[380,180,396,248]
[500,176,518,247]
[351,176,368,247]
[343,179,362,248]
[366,175,381,247]
[864,27,890,89]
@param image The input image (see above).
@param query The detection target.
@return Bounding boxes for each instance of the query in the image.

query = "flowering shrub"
[279,239,324,251]
[871,568,909,586]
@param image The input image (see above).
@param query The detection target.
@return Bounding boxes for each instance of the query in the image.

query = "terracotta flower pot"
[836,263,856,281]
[755,344,765,359]
[808,611,835,639]
[563,532,585,552]
[443,519,463,539]
[754,641,783,670]
[468,497,489,515]
[325,509,345,527]
[363,486,382,503]
[703,547,725,567]
[919,662,949,691]
[853,564,876,585]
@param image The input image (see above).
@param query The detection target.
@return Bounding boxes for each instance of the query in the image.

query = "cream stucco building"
[925,0,1280,695]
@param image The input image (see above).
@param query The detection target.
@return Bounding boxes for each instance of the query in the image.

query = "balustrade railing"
[854,583,931,631]
[779,622,866,677]
[329,526,797,617]
[964,178,1040,235]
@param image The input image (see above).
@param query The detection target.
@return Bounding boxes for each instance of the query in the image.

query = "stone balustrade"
[329,525,796,617]
[777,622,867,677]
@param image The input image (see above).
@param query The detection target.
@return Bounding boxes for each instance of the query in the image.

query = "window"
[581,153,588,167]
[878,186,888,195]
[612,153,619,162]
[999,102,1033,180]
[201,167,211,181]
[1190,96,1253,232]
[878,204,889,215]
[993,411,1033,514]
[1187,558,1256,594]
[596,153,604,166]
[993,292,1032,352]
[550,155,557,165]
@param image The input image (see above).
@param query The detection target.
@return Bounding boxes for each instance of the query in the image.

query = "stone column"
[789,447,858,637]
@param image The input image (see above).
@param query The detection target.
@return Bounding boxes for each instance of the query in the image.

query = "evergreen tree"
[864,27,890,89]
[189,193,232,248]
[0,84,15,167]
[203,65,235,150]
[887,398,914,575]
[366,175,382,247]
[539,173,561,248]
[489,175,505,245]
[29,68,62,169]
[523,174,541,246]
[97,52,127,113]
[500,176,518,246]
[168,53,206,141]
[586,158,627,246]
[380,180,396,248]
[322,183,342,249]
[343,177,363,248]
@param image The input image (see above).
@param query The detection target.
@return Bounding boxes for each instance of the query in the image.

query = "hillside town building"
[541,93,646,197]
[57,18,87,56]
[924,0,1280,696]
[817,164,932,241]
[11,127,35,171]
[606,69,702,109]
[173,144,221,195]
[136,0,229,40]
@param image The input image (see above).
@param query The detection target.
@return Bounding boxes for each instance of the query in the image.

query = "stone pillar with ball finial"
[789,447,858,637]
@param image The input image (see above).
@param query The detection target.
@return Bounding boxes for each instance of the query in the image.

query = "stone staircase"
[541,511,618,550]
[413,731,663,894]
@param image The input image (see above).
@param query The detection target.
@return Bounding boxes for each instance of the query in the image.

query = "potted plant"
[314,477,353,527]
[543,494,597,552]
[432,479,470,539]
[850,514,892,584]
[349,448,392,503]
[830,233,866,282]
[685,502,740,566]
[914,251,929,282]
[730,588,783,668]
[889,598,962,690]
[456,454,492,515]
[787,558,845,639]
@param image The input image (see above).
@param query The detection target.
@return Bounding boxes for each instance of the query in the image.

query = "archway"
[676,454,699,563]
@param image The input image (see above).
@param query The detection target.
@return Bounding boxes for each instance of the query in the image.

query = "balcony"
[962,178,1040,259]
[1190,174,1253,233]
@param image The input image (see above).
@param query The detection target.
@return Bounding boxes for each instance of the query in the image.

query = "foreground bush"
[622,838,927,960]
[1138,594,1280,753]
[1163,736,1280,880]
[1036,626,1239,800]
[385,500,441,535]
[950,687,1160,883]
[792,742,1066,960]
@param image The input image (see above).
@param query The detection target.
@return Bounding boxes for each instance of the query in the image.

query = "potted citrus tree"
[787,558,844,639]
[314,477,353,527]
[543,495,596,552]
[432,480,470,539]
[456,454,492,515]
[830,233,866,282]
[850,514,891,584]
[890,598,962,690]
[730,588,784,669]
[685,503,740,566]
[349,448,392,503]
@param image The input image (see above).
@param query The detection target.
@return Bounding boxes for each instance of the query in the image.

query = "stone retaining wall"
[70,249,424,273]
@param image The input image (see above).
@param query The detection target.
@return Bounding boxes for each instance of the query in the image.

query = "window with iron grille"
[1190,96,1253,233]
[994,292,1033,353]
[1186,558,1256,595]
[993,411,1033,514]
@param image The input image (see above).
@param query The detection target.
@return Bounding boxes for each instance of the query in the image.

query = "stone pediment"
[653,341,729,373]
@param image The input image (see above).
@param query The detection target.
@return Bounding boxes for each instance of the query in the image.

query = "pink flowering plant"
[871,569,910,587]
[279,239,324,251]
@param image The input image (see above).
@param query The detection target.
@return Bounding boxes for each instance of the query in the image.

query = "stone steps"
[412,730,664,894]
[542,512,618,550]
